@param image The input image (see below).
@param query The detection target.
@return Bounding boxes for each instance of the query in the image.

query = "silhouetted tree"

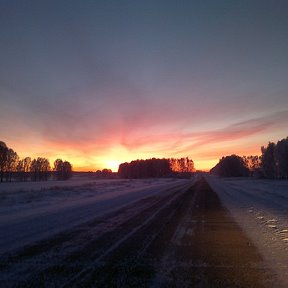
[31,157,51,181]
[16,159,24,181]
[54,159,63,180]
[169,157,195,173]
[23,157,31,181]
[118,158,171,178]
[5,148,19,182]
[0,142,19,182]
[260,137,288,179]
[118,162,130,178]
[16,157,32,181]
[242,155,261,176]
[118,157,194,179]
[0,141,8,182]
[62,161,73,180]
[210,155,249,177]
[0,141,77,182]
[274,137,288,179]
[101,168,112,178]
[95,169,113,178]
[261,142,276,179]
[53,159,73,180]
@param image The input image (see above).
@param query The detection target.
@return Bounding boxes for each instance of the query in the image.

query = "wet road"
[0,178,279,287]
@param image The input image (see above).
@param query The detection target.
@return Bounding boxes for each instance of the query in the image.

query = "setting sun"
[105,160,121,172]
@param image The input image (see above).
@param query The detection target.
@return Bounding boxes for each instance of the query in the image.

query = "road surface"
[0,178,279,287]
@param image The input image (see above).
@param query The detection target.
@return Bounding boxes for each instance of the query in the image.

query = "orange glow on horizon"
[11,143,263,173]
[5,124,282,173]
[193,159,218,172]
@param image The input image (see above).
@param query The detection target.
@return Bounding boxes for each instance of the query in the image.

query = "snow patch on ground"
[206,175,288,287]
[0,177,189,254]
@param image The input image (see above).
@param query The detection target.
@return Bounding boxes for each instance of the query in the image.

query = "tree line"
[95,169,114,178]
[261,137,288,179]
[118,157,195,179]
[210,137,288,179]
[0,141,72,182]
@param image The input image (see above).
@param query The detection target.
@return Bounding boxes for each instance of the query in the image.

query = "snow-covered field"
[0,176,189,254]
[206,175,288,286]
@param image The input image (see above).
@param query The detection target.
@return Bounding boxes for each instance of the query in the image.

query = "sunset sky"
[1,0,288,171]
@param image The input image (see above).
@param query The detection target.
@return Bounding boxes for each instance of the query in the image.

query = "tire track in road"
[0,182,192,287]
[151,178,280,288]
[60,182,193,287]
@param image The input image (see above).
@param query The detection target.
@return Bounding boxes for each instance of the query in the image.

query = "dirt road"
[0,178,279,287]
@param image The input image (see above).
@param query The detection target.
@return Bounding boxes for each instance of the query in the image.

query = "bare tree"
[5,148,19,182]
[242,155,261,176]
[0,141,8,182]
[53,158,73,180]
[31,157,51,181]
[16,157,31,181]
[0,142,19,182]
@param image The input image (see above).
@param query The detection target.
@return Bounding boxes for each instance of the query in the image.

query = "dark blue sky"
[1,0,288,170]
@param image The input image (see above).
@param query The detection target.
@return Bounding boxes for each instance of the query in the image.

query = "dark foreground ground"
[0,178,279,287]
